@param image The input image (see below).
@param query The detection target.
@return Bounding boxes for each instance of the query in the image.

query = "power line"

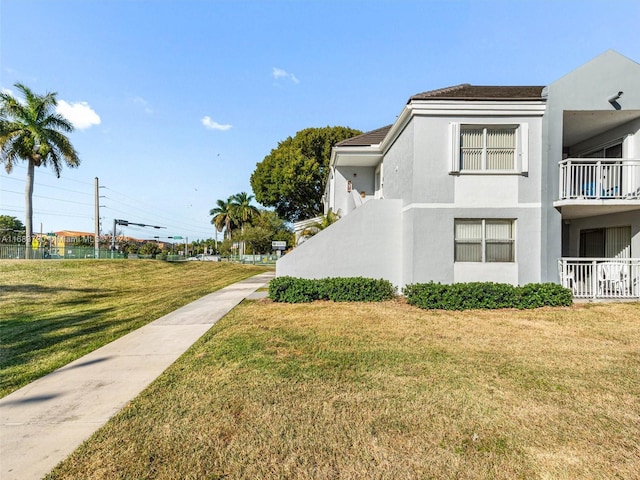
[3,168,219,238]
[0,206,92,219]
[0,174,93,196]
[0,188,94,207]
[3,164,94,186]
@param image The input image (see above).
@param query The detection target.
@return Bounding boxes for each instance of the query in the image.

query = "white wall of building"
[276,199,403,287]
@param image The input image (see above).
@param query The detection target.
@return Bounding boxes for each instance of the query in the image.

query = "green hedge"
[403,281,573,310]
[269,276,397,303]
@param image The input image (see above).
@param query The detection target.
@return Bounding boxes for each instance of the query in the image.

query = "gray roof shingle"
[409,84,545,101]
[335,125,393,147]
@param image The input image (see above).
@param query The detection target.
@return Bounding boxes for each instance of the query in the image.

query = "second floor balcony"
[555,158,640,219]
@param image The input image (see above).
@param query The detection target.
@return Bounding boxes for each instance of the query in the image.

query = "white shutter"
[450,122,460,173]
[519,123,529,174]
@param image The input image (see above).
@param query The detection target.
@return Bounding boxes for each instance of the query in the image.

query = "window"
[460,126,516,170]
[455,219,515,262]
[450,123,528,174]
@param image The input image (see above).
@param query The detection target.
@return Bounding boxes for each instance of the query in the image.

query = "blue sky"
[1,0,639,241]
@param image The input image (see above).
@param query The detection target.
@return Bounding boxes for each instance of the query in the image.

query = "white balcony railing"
[559,258,640,299]
[558,159,640,201]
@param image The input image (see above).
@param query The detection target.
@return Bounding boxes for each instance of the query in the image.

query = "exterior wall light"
[608,91,624,109]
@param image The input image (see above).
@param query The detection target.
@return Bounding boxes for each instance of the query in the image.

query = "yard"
[43,297,639,479]
[0,259,268,397]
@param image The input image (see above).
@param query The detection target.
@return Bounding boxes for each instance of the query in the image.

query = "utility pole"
[94,177,100,259]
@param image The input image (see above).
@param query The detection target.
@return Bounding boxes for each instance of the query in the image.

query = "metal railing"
[558,258,640,299]
[558,158,640,200]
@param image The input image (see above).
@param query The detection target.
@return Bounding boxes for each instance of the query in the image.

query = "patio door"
[579,226,631,258]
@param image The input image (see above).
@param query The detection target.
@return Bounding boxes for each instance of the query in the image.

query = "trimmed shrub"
[268,276,319,303]
[516,283,573,309]
[403,281,572,310]
[269,276,397,303]
[318,277,397,302]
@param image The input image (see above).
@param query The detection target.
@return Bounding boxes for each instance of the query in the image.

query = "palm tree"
[299,209,341,244]
[231,192,259,256]
[209,196,236,241]
[0,83,80,258]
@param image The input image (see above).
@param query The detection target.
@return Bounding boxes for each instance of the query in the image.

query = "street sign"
[272,241,287,250]
[173,236,183,240]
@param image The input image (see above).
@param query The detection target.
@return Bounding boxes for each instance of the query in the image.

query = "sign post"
[272,241,286,258]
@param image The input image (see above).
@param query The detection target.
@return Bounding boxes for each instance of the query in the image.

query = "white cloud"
[201,116,232,131]
[272,67,299,84]
[56,100,101,130]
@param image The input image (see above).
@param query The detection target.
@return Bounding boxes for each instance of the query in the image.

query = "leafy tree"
[242,224,273,254]
[0,215,25,243]
[239,209,293,254]
[250,126,362,222]
[0,83,80,257]
[139,241,161,256]
[252,209,294,246]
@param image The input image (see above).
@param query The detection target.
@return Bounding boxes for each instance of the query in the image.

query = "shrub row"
[403,281,573,310]
[268,276,397,303]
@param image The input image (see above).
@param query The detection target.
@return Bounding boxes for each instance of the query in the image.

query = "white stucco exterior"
[278,51,640,295]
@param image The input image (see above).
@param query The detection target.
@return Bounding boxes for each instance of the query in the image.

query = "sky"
[1,0,639,242]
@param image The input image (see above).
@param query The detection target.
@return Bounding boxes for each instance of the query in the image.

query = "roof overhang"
[563,110,640,146]
[553,200,640,219]
[331,145,383,168]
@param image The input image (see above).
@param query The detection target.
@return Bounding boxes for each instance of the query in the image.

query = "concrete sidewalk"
[0,271,274,480]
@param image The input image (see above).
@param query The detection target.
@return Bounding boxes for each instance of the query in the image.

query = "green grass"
[0,259,268,397]
[46,300,640,479]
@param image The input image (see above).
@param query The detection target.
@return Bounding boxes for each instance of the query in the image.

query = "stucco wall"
[333,166,375,215]
[381,122,414,204]
[395,112,544,286]
[402,206,541,286]
[541,50,640,281]
[276,199,403,287]
[567,211,640,258]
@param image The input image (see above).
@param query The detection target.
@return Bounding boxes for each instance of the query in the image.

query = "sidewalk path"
[0,271,274,480]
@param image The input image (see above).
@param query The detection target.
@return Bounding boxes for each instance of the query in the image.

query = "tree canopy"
[0,215,25,243]
[250,126,362,222]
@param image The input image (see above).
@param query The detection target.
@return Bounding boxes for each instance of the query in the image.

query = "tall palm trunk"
[24,160,35,259]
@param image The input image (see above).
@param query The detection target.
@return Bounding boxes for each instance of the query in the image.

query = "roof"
[334,84,546,151]
[54,230,95,237]
[335,125,393,147]
[409,84,545,102]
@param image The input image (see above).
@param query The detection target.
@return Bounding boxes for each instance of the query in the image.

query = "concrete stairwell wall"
[276,199,403,287]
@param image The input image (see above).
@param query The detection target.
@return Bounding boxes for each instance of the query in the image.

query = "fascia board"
[330,145,383,167]
[379,105,413,154]
[409,100,547,116]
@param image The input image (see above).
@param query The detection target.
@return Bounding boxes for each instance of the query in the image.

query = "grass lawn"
[0,259,268,397]
[46,299,639,479]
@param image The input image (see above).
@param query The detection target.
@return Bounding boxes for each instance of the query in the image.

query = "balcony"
[559,258,640,300]
[555,159,640,219]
